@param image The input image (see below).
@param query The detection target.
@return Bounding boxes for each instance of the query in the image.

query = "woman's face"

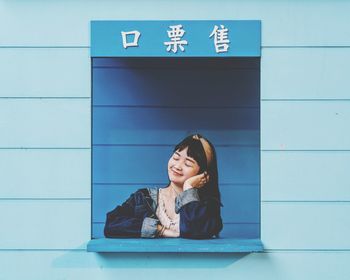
[168,147,201,187]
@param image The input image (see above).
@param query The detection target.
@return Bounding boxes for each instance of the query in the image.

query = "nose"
[173,162,182,170]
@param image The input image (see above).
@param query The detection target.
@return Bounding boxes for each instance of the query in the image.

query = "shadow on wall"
[52,249,249,268]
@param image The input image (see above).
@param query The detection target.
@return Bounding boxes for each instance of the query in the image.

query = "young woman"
[104,134,224,239]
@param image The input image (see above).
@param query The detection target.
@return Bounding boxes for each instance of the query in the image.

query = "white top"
[156,188,180,234]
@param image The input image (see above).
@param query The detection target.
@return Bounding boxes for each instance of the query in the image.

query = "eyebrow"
[175,152,196,164]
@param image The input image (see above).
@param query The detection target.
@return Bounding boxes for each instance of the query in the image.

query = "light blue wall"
[1,1,350,279]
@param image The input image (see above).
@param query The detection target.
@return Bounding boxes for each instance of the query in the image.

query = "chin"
[171,181,184,189]
[169,175,180,183]
[168,174,183,185]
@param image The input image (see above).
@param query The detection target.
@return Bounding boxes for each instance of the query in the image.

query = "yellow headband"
[192,135,213,166]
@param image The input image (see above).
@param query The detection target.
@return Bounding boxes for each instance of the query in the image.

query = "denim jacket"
[104,187,223,239]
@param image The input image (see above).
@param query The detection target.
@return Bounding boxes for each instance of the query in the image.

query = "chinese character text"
[121,30,141,48]
[209,25,230,53]
[164,24,188,53]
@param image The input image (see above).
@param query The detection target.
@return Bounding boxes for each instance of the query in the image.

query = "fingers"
[187,172,210,189]
[199,172,210,186]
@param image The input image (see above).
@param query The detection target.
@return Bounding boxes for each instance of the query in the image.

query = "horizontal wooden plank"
[261,48,350,99]
[0,48,90,97]
[262,151,350,201]
[0,200,90,249]
[1,250,350,279]
[92,184,260,224]
[93,63,259,107]
[0,149,90,198]
[93,129,259,146]
[93,57,260,68]
[261,202,350,249]
[0,251,350,280]
[87,238,263,253]
[4,47,350,101]
[0,2,350,46]
[0,99,90,147]
[93,146,260,184]
[93,107,260,145]
[261,101,350,150]
[93,222,260,239]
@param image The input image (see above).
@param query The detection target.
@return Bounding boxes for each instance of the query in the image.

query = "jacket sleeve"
[175,188,223,239]
[104,189,160,238]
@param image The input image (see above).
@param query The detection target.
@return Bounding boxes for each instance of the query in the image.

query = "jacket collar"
[147,186,159,212]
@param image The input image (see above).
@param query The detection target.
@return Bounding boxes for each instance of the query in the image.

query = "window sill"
[87,238,264,253]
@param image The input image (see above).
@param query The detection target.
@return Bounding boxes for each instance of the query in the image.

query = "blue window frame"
[88,20,263,252]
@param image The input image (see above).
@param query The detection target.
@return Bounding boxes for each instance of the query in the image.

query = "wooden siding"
[91,57,261,239]
[1,0,349,279]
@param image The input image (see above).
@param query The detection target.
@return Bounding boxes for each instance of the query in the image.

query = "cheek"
[192,164,201,175]
[168,158,173,168]
[184,166,200,178]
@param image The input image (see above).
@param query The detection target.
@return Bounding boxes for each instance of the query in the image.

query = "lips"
[171,169,183,176]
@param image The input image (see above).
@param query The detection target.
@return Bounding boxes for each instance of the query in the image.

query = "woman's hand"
[162,228,180,238]
[157,224,179,238]
[183,171,210,191]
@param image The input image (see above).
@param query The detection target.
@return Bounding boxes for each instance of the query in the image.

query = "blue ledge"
[87,238,264,253]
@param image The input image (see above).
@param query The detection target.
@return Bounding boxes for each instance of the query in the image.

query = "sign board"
[91,20,261,57]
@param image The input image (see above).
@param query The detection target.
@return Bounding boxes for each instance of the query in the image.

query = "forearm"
[179,202,223,239]
[174,188,223,238]
[104,216,143,238]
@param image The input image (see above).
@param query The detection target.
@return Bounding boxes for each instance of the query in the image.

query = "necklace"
[158,188,179,229]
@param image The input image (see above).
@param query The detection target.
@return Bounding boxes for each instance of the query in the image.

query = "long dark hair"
[172,134,223,208]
